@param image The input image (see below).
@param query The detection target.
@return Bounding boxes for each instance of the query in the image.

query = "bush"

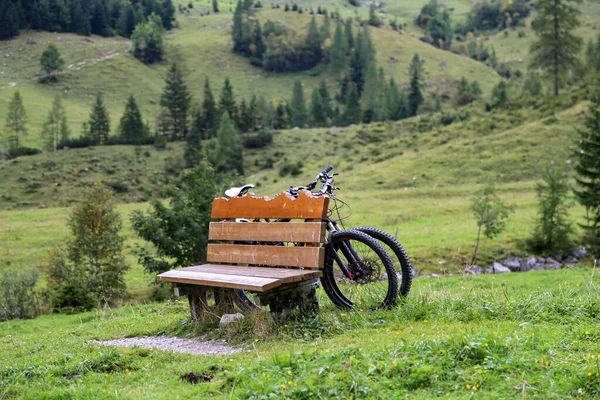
[154,135,168,150]
[0,268,40,321]
[7,146,41,159]
[279,160,303,177]
[243,130,273,148]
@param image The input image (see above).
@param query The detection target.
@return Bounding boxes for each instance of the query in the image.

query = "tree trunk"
[471,224,482,265]
[553,4,559,96]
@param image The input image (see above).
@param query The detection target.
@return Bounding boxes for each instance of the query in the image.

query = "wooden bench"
[157,190,330,322]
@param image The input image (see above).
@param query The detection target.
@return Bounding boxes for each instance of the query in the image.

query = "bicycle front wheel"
[321,230,398,310]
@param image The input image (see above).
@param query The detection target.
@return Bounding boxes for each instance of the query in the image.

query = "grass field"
[1,268,599,398]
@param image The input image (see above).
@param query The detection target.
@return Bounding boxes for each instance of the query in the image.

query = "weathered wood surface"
[207,244,325,269]
[211,190,329,219]
[208,222,326,243]
[158,270,281,291]
[180,264,322,281]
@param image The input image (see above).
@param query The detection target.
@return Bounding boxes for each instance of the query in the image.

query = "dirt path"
[90,336,244,356]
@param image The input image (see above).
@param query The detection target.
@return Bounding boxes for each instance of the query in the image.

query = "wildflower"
[446,394,450,397]
[484,357,488,361]
[465,345,471,349]
[466,384,471,389]
[597,354,600,359]
[254,338,259,342]
[588,372,593,377]
[280,384,286,388]
[473,385,478,391]
[288,381,292,384]
[287,370,292,375]
[493,331,498,335]
[484,343,488,347]
[586,332,590,335]
[424,320,428,323]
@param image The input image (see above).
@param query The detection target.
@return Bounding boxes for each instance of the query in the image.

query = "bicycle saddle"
[225,184,254,198]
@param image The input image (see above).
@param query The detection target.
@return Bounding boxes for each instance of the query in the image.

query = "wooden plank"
[211,190,330,220]
[157,270,281,292]
[207,244,325,269]
[179,264,322,282]
[208,222,326,243]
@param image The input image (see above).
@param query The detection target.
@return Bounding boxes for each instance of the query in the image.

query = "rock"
[564,256,579,264]
[530,263,545,271]
[219,313,245,327]
[526,256,537,268]
[502,257,525,272]
[544,257,561,270]
[572,248,589,259]
[438,260,446,265]
[464,265,483,275]
[486,262,511,274]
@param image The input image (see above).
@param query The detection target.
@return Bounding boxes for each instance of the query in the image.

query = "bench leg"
[213,288,236,314]
[257,280,319,324]
[187,286,209,323]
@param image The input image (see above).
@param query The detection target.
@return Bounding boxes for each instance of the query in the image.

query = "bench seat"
[158,265,322,292]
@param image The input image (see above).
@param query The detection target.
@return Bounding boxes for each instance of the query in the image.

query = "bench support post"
[257,280,319,324]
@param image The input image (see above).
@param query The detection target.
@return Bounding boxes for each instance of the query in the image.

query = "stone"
[219,313,245,328]
[502,257,525,272]
[572,248,589,259]
[544,257,561,270]
[530,263,545,271]
[526,256,537,268]
[464,265,483,275]
[486,262,511,274]
[564,256,579,264]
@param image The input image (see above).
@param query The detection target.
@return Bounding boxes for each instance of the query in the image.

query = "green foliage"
[0,267,40,321]
[416,0,438,28]
[4,90,27,154]
[213,0,219,13]
[279,160,303,177]
[343,82,361,125]
[132,13,165,64]
[489,81,509,109]
[427,8,452,48]
[39,43,64,82]
[408,53,424,116]
[118,95,147,142]
[200,78,218,138]
[290,80,308,128]
[523,72,543,97]
[214,112,244,175]
[527,166,574,255]
[88,94,110,144]
[160,63,191,140]
[368,4,382,27]
[0,0,21,40]
[132,163,220,274]
[529,0,583,96]
[41,95,69,152]
[330,22,347,74]
[465,0,531,31]
[470,183,514,263]
[43,184,128,309]
[456,77,482,106]
[219,77,238,124]
[310,87,327,127]
[574,93,600,247]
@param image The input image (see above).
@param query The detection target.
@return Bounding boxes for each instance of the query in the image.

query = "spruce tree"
[408,53,424,116]
[41,95,69,152]
[529,0,583,96]
[160,63,191,140]
[344,18,354,52]
[232,0,245,53]
[368,4,382,27]
[310,88,327,127]
[348,48,365,94]
[305,16,322,67]
[185,108,203,168]
[214,112,244,175]
[574,92,600,243]
[116,3,137,37]
[90,0,110,36]
[330,22,347,74]
[252,20,266,60]
[119,95,147,141]
[71,0,91,36]
[200,78,218,137]
[320,11,331,39]
[290,80,308,128]
[213,0,219,12]
[318,80,332,121]
[361,63,380,123]
[40,43,64,82]
[131,13,165,64]
[239,98,249,132]
[4,91,27,155]
[247,95,257,131]
[342,82,361,125]
[0,1,20,40]
[88,94,110,144]
[219,77,238,124]
[161,0,175,30]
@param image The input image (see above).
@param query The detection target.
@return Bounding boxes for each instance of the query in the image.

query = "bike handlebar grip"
[323,165,334,174]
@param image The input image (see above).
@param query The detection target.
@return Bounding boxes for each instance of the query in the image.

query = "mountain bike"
[227,165,412,311]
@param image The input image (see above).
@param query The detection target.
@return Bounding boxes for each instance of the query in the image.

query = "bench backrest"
[208,191,329,270]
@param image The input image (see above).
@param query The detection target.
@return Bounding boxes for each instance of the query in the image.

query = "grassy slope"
[0,0,502,149]
[1,269,599,398]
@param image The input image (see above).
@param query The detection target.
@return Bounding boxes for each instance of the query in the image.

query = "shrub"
[7,146,41,159]
[0,268,40,321]
[243,130,273,148]
[279,161,303,177]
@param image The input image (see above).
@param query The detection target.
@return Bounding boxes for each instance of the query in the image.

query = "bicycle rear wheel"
[352,227,414,297]
[321,230,398,310]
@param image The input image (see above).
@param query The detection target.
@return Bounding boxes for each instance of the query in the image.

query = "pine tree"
[119,95,147,141]
[40,43,64,82]
[232,0,245,53]
[71,0,91,36]
[131,13,165,64]
[529,0,583,96]
[305,16,322,68]
[344,18,354,52]
[219,77,238,124]
[348,48,365,94]
[213,0,219,12]
[160,63,191,140]
[238,98,249,132]
[4,91,27,155]
[368,4,382,27]
[310,87,327,127]
[574,92,600,243]
[0,1,21,40]
[90,0,110,36]
[214,112,244,175]
[89,94,110,144]
[161,0,175,30]
[41,95,69,152]
[330,22,347,74]
[290,80,308,128]
[200,78,218,137]
[116,3,137,37]
[252,20,266,60]
[408,53,424,116]
[320,11,331,39]
[342,82,361,125]
[318,80,332,121]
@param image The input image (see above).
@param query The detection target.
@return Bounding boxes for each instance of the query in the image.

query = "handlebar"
[323,165,334,174]
[288,165,338,197]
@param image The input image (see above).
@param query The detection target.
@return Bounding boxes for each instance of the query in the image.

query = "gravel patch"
[90,336,243,355]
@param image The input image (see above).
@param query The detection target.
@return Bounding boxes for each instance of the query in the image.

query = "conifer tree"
[219,77,238,124]
[41,95,69,152]
[40,43,64,82]
[344,18,354,52]
[214,112,244,175]
[0,1,21,40]
[185,108,203,168]
[131,13,165,64]
[160,63,191,139]
[305,16,322,67]
[213,0,219,12]
[574,92,600,243]
[119,95,147,141]
[200,78,218,137]
[330,22,347,74]
[361,63,379,123]
[161,0,175,30]
[232,0,245,53]
[310,88,327,127]
[116,3,137,37]
[368,4,382,27]
[247,95,257,131]
[70,0,90,35]
[274,102,289,129]
[239,98,249,132]
[529,0,583,96]
[348,48,365,94]
[318,80,332,121]
[252,20,266,60]
[4,91,27,155]
[343,82,361,125]
[408,53,424,116]
[88,94,110,144]
[320,11,331,39]
[90,0,110,36]
[290,80,308,128]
